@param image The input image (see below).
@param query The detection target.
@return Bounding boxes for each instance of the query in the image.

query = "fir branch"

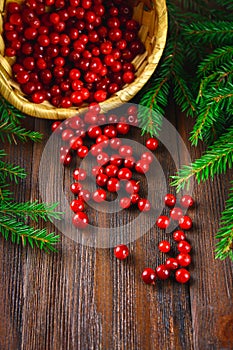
[198,46,233,77]
[0,183,13,201]
[171,126,233,191]
[0,215,59,252]
[0,160,27,183]
[183,21,233,46]
[0,95,25,125]
[215,184,233,261]
[0,121,42,144]
[0,200,62,222]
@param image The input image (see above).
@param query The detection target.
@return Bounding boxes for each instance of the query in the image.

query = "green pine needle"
[0,160,27,183]
[171,126,233,191]
[0,216,60,252]
[0,120,42,144]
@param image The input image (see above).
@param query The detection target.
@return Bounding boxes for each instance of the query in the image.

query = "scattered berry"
[180,195,194,208]
[142,268,156,284]
[156,215,170,229]
[175,268,190,283]
[158,240,171,253]
[156,264,170,280]
[179,215,193,230]
[114,244,129,260]
[164,193,176,207]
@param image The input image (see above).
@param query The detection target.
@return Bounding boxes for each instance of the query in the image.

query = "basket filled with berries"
[0,0,167,119]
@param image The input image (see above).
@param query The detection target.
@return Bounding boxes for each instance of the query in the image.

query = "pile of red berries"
[4,0,144,107]
[52,104,159,228]
[114,193,194,284]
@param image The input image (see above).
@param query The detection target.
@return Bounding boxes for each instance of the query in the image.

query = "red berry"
[177,240,192,254]
[92,189,106,202]
[156,264,170,280]
[96,173,108,187]
[104,125,117,138]
[114,244,129,260]
[107,177,120,192]
[118,145,133,157]
[158,240,171,253]
[138,198,151,212]
[180,195,194,208]
[141,152,153,164]
[51,121,61,132]
[72,212,89,229]
[120,197,131,209]
[96,152,109,166]
[141,268,156,285]
[79,189,91,202]
[70,199,85,213]
[175,268,190,283]
[60,153,72,166]
[165,258,179,270]
[77,145,89,158]
[164,193,176,207]
[173,230,186,242]
[179,216,193,230]
[177,253,191,267]
[156,215,170,229]
[146,138,159,151]
[70,182,82,195]
[116,122,130,135]
[135,160,149,174]
[73,168,87,181]
[117,167,132,180]
[88,125,102,139]
[130,193,140,204]
[125,180,140,194]
[109,137,122,149]
[170,207,183,220]
[105,164,118,177]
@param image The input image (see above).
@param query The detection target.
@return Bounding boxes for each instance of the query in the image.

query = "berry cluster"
[4,0,144,107]
[52,104,158,228]
[114,194,194,284]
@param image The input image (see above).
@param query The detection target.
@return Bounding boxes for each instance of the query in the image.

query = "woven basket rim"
[0,0,168,119]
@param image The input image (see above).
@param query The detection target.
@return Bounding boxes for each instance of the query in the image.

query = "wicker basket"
[0,0,167,119]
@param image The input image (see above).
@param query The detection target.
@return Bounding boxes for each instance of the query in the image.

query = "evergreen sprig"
[0,100,61,251]
[139,0,233,260]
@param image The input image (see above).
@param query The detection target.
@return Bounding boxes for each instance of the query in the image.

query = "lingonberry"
[158,240,171,253]
[156,215,170,229]
[177,253,191,267]
[173,230,186,242]
[72,212,89,229]
[164,193,176,207]
[114,244,129,260]
[70,182,83,195]
[70,199,85,213]
[156,264,170,280]
[120,197,131,209]
[92,189,106,202]
[141,268,156,285]
[177,240,192,254]
[73,168,87,181]
[165,258,179,270]
[138,198,151,212]
[175,268,190,283]
[179,215,193,230]
[146,138,159,151]
[180,195,194,208]
[170,207,183,220]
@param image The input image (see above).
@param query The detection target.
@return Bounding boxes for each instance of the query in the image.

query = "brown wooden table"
[1,102,233,350]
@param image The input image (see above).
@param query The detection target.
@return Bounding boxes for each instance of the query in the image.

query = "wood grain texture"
[0,106,233,350]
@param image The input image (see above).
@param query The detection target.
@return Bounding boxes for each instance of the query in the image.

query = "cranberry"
[179,216,193,230]
[70,137,83,150]
[105,164,118,177]
[116,122,130,135]
[96,135,109,147]
[62,128,74,141]
[141,152,153,164]
[60,152,72,166]
[117,168,132,180]
[92,189,106,202]
[110,138,122,149]
[124,157,135,169]
[177,241,192,254]
[170,207,183,220]
[88,125,102,139]
[96,152,109,165]
[138,198,151,212]
[175,268,190,283]
[125,180,140,194]
[118,145,133,157]
[72,212,89,229]
[79,189,91,202]
[156,215,170,229]
[141,268,156,285]
[77,145,89,158]
[51,121,61,132]
[110,154,123,167]
[120,197,131,209]
[104,125,117,138]
[164,193,176,207]
[177,253,191,267]
[130,193,140,204]
[173,230,186,242]
[158,240,171,253]
[114,244,129,260]
[156,264,170,280]
[135,160,149,174]
[73,168,87,181]
[96,173,108,187]
[70,199,85,213]
[146,138,159,151]
[165,258,179,270]
[180,195,194,208]
[70,182,83,195]
[107,177,120,192]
